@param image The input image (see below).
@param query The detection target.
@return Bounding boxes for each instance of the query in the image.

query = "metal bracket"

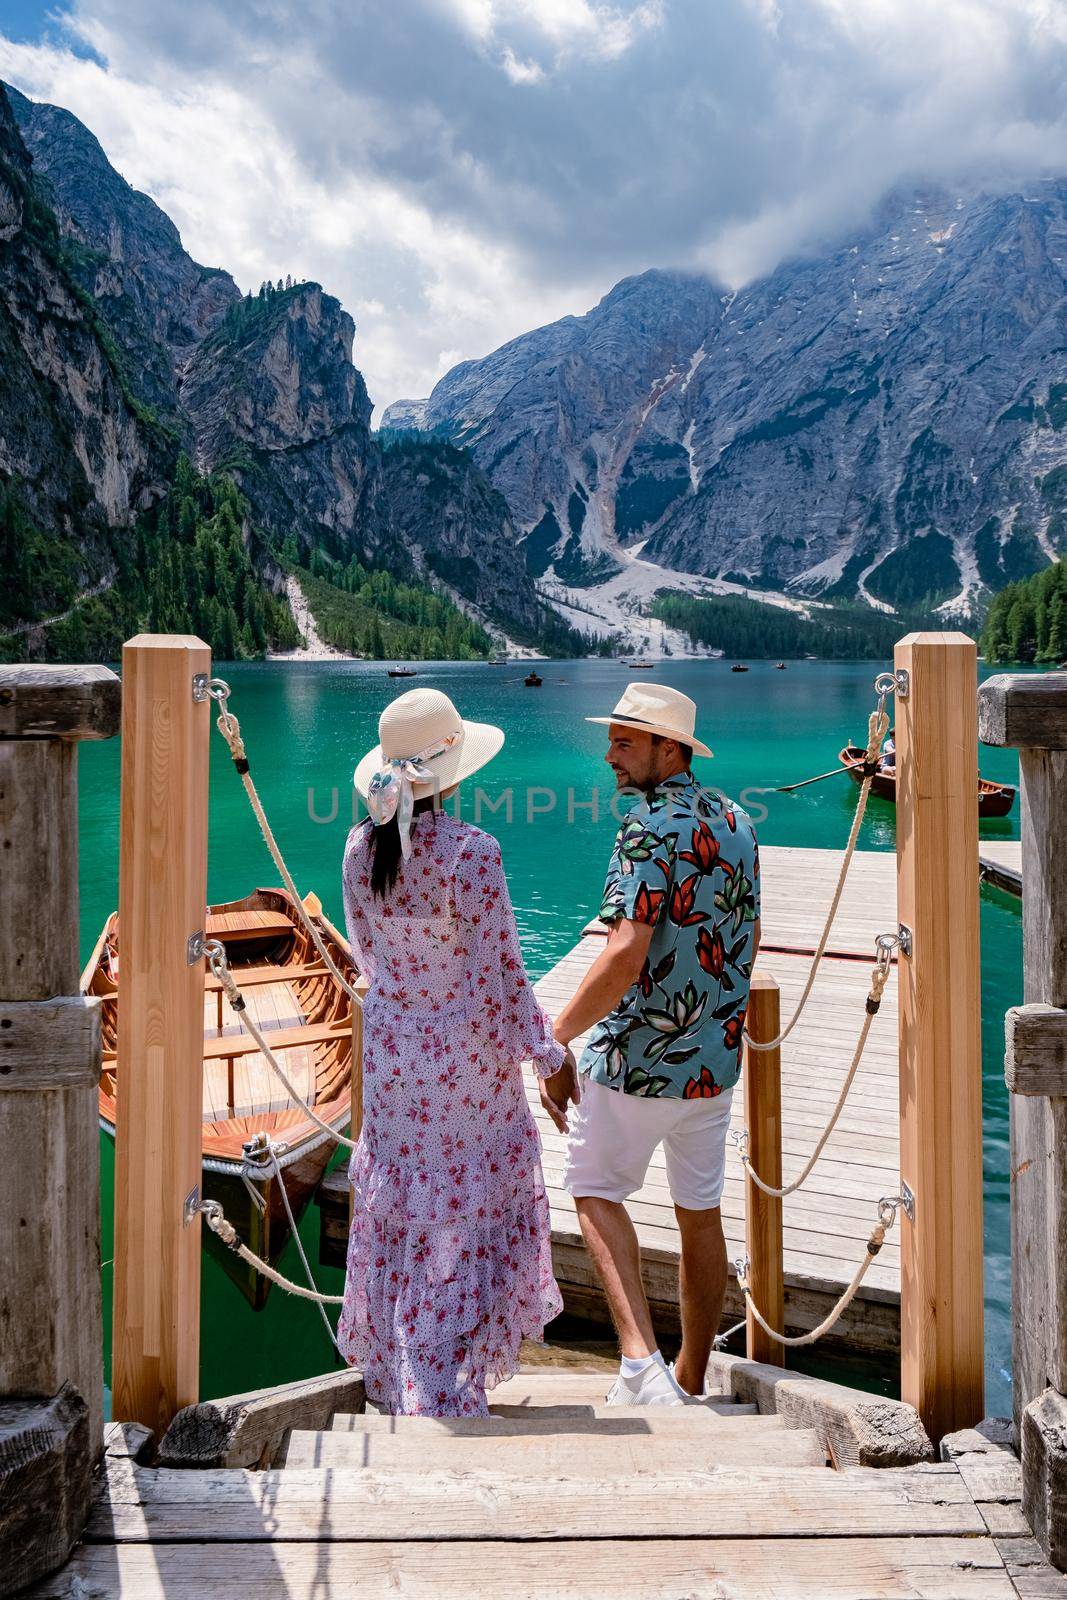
[183,1185,201,1226]
[901,1180,916,1222]
[192,672,209,702]
[186,930,206,965]
[894,668,910,699]
[897,923,913,958]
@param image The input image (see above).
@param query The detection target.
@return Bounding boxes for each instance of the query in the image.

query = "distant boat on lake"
[730,663,749,673]
[838,744,1016,818]
[387,665,417,677]
[524,670,543,686]
[775,662,787,670]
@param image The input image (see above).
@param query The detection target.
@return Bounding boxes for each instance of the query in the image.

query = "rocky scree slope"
[389,188,1067,613]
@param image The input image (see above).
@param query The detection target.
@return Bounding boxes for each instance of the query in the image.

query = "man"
[542,683,760,1405]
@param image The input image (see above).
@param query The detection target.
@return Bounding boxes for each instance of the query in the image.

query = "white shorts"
[562,1078,735,1211]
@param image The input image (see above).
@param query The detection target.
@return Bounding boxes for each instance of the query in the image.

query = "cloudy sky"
[2,0,1066,412]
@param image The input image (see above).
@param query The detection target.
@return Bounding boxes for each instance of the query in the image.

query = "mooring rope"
[735,1194,903,1347]
[267,1140,342,1347]
[743,679,893,1052]
[205,679,365,1012]
[734,933,896,1199]
[204,941,359,1152]
[200,1198,344,1305]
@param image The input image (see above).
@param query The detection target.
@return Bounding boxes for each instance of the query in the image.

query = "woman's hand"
[539,1047,581,1134]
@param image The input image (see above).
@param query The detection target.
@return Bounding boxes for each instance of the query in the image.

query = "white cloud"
[2,0,1066,408]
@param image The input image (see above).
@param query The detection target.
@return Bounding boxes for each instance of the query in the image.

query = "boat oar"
[777,763,854,794]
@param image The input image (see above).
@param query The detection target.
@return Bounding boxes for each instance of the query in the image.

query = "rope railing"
[200,1198,344,1306]
[733,931,897,1200]
[734,1194,903,1348]
[743,671,896,1052]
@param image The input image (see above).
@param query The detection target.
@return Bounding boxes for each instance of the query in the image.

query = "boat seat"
[204,961,329,993]
[102,1016,352,1066]
[205,909,295,943]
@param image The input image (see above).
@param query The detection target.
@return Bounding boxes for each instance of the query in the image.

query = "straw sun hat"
[587,682,713,758]
[353,687,504,806]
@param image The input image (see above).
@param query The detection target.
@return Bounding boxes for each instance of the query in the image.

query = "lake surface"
[78,657,1023,1415]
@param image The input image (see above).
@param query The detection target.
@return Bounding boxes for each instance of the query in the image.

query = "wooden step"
[329,1409,785,1438]
[283,1422,828,1471]
[483,1371,732,1408]
[90,1459,984,1544]
[32,1536,1016,1599]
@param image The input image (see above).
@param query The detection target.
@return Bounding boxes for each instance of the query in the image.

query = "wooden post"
[0,665,120,1590]
[744,973,784,1363]
[111,636,211,1434]
[979,671,1067,1570]
[895,633,984,1442]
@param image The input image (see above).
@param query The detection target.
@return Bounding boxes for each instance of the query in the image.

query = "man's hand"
[539,1047,581,1134]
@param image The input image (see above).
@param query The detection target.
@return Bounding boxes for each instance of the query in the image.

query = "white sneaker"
[669,1361,709,1404]
[605,1358,687,1407]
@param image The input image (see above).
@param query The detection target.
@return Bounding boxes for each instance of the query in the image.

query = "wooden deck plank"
[91,1460,994,1543]
[32,1536,1016,1597]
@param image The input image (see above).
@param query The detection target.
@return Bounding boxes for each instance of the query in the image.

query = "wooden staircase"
[32,1364,1058,1597]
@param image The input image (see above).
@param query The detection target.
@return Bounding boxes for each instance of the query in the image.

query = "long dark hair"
[368,796,438,897]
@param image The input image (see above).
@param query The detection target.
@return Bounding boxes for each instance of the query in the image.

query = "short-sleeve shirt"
[578,773,760,1100]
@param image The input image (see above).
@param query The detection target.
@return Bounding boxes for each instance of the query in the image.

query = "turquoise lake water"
[77,657,1023,1414]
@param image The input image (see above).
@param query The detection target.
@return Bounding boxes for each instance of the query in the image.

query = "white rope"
[207,683,364,1012]
[736,945,893,1199]
[735,1196,901,1348]
[200,1200,344,1304]
[744,698,890,1052]
[266,1141,341,1348]
[205,942,359,1152]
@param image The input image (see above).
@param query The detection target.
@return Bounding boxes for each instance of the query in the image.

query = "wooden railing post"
[979,671,1067,1571]
[895,633,984,1442]
[744,973,784,1363]
[0,664,120,1591]
[111,636,210,1433]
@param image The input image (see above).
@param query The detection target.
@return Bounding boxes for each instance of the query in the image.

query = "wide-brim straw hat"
[353,687,504,800]
[587,682,713,758]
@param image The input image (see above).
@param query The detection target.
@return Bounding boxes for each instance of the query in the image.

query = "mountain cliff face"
[389,188,1067,611]
[0,84,168,622]
[2,82,559,649]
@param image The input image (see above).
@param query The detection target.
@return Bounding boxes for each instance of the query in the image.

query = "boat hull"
[838,746,1016,818]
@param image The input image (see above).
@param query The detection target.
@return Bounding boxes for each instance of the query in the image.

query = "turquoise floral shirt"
[579,773,760,1099]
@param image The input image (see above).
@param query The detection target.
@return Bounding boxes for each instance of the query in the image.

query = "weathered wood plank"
[993,1534,1067,1597]
[0,665,120,742]
[0,1386,91,1597]
[1021,1388,1067,1573]
[328,1409,780,1438]
[28,1536,1017,1598]
[91,1459,989,1543]
[157,1369,366,1470]
[978,673,1067,752]
[0,997,101,1089]
[1005,1005,1067,1097]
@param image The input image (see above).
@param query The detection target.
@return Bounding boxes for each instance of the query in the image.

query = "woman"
[338,686,574,1416]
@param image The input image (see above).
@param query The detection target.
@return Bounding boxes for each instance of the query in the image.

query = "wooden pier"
[531,846,903,1356]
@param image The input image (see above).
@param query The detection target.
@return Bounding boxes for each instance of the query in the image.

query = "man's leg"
[574,1195,657,1357]
[673,1203,727,1395]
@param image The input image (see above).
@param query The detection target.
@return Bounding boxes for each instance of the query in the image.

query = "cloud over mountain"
[2,0,1065,407]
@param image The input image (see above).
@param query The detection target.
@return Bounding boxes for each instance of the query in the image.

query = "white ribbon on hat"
[365,733,459,858]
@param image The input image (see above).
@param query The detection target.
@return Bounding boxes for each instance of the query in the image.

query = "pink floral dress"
[337,812,565,1415]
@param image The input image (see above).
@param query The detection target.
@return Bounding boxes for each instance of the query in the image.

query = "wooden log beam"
[895,633,985,1442]
[0,664,121,741]
[978,672,1067,751]
[156,1369,366,1469]
[1006,1004,1067,1097]
[744,973,784,1364]
[0,997,101,1089]
[111,636,210,1435]
[0,1385,90,1598]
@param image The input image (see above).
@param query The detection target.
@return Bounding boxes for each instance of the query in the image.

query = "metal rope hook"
[734,1190,904,1348]
[744,668,897,1054]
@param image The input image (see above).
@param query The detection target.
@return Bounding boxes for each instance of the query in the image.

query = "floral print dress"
[338,812,564,1416]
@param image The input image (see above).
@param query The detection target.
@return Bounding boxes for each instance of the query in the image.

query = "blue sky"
[2,1,1066,409]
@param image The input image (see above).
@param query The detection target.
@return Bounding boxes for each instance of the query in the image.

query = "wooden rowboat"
[838,745,1016,819]
[84,887,358,1308]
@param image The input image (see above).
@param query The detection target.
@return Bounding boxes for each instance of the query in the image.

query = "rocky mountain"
[2,83,561,653]
[0,84,168,626]
[388,187,1067,613]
